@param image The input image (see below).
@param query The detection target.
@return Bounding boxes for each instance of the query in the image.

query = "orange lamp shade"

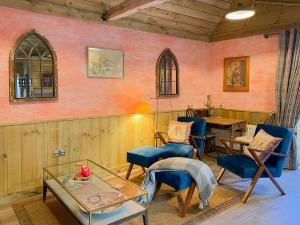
[136,101,152,114]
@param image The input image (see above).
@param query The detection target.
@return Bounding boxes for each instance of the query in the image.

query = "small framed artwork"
[224,56,250,92]
[87,47,124,78]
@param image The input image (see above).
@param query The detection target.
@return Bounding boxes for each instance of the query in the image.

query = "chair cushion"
[234,136,253,144]
[244,129,282,163]
[177,117,206,156]
[217,155,282,178]
[127,146,170,168]
[255,124,293,171]
[160,143,194,158]
[155,171,192,191]
[167,120,193,144]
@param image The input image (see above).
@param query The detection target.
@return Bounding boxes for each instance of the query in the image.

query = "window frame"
[9,29,58,102]
[156,48,179,98]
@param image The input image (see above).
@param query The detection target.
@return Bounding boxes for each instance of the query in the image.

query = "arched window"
[156,49,179,97]
[10,30,57,102]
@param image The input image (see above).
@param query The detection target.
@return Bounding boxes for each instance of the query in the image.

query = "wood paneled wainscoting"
[0,109,270,197]
[213,108,270,125]
[0,110,185,197]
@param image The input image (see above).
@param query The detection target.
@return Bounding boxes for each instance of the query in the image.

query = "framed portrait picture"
[87,47,124,78]
[224,56,250,92]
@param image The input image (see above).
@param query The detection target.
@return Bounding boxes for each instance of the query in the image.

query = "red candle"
[81,166,90,177]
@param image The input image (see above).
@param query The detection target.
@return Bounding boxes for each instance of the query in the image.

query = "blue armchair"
[126,117,206,179]
[217,124,293,203]
[156,116,206,159]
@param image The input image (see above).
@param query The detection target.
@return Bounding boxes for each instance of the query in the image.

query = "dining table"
[203,116,247,139]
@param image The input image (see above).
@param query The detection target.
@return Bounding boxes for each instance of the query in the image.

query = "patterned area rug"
[13,183,242,225]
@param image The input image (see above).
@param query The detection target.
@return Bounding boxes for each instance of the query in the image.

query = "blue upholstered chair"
[126,117,206,179]
[157,116,206,159]
[217,124,293,203]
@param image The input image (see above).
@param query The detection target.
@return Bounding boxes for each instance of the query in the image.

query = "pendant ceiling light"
[226,0,255,20]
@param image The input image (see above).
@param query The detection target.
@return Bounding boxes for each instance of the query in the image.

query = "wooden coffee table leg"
[43,182,48,203]
[142,210,148,225]
[89,212,92,225]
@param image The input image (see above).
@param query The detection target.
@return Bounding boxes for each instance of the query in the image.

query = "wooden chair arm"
[189,135,206,141]
[247,148,287,167]
[219,138,250,146]
[157,131,168,135]
[247,148,287,158]
[189,135,205,160]
[155,132,167,145]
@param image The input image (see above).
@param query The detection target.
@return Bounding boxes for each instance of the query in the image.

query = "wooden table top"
[203,117,246,126]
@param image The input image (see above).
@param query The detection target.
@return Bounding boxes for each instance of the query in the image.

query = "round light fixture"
[226,9,255,20]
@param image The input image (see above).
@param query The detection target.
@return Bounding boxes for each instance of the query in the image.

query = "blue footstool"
[126,146,170,179]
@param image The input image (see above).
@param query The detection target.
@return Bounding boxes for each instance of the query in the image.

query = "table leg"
[229,126,234,150]
[142,211,148,225]
[89,212,92,225]
[43,182,47,203]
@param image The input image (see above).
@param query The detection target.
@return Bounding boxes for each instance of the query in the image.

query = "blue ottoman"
[155,171,192,191]
[126,146,170,179]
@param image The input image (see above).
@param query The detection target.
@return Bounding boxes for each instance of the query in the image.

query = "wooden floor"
[0,157,299,225]
[200,163,300,225]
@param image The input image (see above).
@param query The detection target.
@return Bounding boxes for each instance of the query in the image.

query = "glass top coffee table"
[43,159,148,225]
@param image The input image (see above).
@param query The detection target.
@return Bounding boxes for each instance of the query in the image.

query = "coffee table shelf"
[43,159,148,225]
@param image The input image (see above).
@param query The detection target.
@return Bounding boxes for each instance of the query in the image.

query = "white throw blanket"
[139,157,217,209]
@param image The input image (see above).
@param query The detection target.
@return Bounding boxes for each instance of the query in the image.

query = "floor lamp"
[150,95,159,147]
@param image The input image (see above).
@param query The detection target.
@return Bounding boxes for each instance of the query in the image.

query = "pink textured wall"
[209,35,279,112]
[0,6,278,124]
[0,6,211,124]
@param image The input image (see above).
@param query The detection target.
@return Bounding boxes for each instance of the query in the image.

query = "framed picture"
[87,47,124,78]
[224,56,249,92]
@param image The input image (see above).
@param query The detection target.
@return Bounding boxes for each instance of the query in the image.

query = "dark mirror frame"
[156,48,179,98]
[9,29,58,102]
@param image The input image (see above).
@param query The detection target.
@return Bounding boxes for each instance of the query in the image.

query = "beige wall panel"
[0,127,7,195]
[6,126,22,193]
[80,119,92,161]
[21,124,34,191]
[33,123,47,187]
[46,122,60,167]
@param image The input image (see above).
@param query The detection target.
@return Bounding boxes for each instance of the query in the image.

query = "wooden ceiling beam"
[102,0,168,21]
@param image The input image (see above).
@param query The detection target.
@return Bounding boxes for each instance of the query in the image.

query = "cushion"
[177,117,206,155]
[234,136,254,144]
[167,120,193,144]
[244,129,282,163]
[127,146,170,168]
[217,155,282,178]
[160,143,194,158]
[255,124,293,170]
[155,171,192,191]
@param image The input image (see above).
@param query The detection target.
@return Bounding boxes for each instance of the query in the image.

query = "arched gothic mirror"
[10,30,57,102]
[156,49,179,97]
